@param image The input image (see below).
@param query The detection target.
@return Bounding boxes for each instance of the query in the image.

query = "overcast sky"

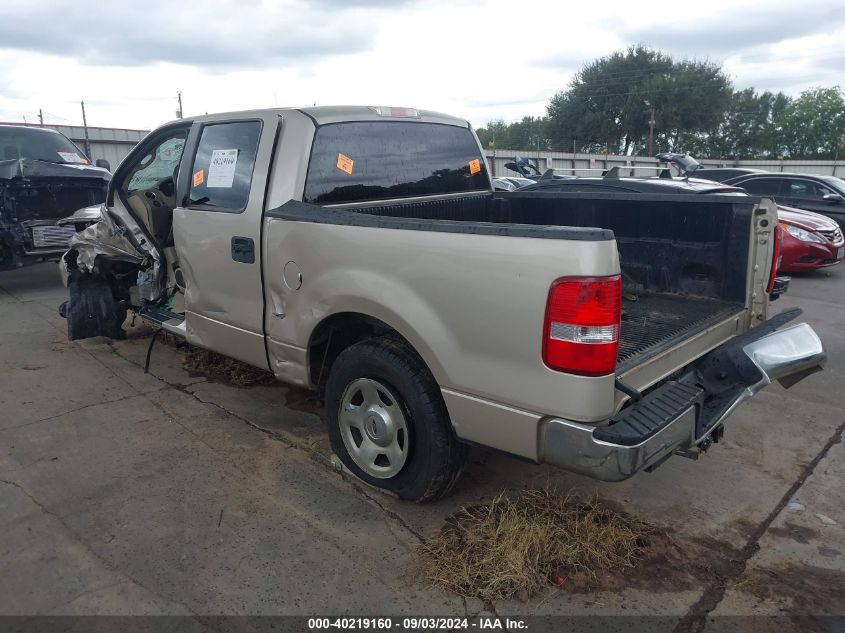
[1,0,843,131]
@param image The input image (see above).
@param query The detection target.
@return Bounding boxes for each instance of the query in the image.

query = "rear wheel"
[325,337,466,502]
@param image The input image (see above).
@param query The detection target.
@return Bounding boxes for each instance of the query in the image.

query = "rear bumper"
[540,313,825,481]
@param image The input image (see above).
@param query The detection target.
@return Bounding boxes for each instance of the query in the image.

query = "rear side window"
[738,178,784,196]
[304,121,489,204]
[787,179,834,197]
[189,120,262,211]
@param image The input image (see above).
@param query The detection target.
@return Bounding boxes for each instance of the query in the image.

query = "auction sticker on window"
[207,148,239,188]
[468,158,481,175]
[192,169,204,187]
[57,151,85,163]
[337,153,354,175]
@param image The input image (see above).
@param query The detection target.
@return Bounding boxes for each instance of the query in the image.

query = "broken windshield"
[0,125,88,164]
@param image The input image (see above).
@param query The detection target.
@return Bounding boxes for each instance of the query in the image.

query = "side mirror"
[95,159,111,171]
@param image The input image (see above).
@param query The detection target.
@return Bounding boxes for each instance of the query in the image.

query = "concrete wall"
[484,150,845,179]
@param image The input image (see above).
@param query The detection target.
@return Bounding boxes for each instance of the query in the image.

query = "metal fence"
[484,150,845,179]
[49,125,149,167]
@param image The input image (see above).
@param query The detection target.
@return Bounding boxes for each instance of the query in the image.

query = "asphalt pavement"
[1,262,843,630]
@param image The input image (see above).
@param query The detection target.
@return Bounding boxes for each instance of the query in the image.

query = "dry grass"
[183,349,277,387]
[416,488,652,602]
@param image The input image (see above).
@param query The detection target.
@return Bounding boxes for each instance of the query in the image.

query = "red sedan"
[778,205,844,272]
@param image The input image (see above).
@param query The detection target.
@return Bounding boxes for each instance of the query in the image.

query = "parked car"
[492,176,534,191]
[777,206,844,272]
[517,167,747,195]
[499,176,534,189]
[683,167,767,182]
[0,124,110,270]
[519,167,841,274]
[505,156,574,180]
[58,106,824,501]
[725,172,845,229]
[492,177,517,191]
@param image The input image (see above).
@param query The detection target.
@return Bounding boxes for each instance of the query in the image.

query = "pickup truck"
[59,106,826,502]
[1,124,109,270]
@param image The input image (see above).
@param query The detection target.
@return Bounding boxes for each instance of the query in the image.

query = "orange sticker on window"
[192,169,204,187]
[337,153,354,175]
[468,158,481,175]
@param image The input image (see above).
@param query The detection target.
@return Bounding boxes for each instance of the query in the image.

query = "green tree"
[677,89,792,159]
[777,87,845,158]
[546,46,731,155]
[476,116,550,151]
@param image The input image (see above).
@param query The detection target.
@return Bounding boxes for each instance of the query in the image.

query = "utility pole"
[176,91,183,119]
[648,106,656,157]
[38,109,43,126]
[80,101,92,160]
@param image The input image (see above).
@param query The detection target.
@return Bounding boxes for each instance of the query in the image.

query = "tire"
[325,336,466,502]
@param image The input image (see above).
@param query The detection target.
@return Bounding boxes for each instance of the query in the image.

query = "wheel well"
[308,312,419,397]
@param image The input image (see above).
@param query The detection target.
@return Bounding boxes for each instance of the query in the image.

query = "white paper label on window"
[57,151,84,163]
[207,148,238,188]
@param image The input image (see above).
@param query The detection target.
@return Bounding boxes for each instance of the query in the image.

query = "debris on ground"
[184,349,277,387]
[416,488,654,601]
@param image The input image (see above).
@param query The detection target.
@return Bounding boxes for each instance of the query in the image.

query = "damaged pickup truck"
[1,124,109,269]
[59,106,826,501]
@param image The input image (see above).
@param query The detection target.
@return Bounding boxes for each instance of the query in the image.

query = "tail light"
[543,275,622,376]
[767,224,782,293]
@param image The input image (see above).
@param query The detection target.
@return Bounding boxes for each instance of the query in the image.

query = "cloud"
[618,1,845,59]
[1,0,843,132]
[0,0,378,69]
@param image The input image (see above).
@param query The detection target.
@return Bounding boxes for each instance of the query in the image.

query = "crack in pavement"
[67,319,443,552]
[0,393,154,434]
[1,300,355,618]
[112,344,433,547]
[3,279,448,616]
[674,417,845,633]
[60,326,424,579]
[0,477,204,619]
[346,477,426,544]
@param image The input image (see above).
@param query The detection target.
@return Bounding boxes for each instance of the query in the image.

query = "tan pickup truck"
[60,106,825,501]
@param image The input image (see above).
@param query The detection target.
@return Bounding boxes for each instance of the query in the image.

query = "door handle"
[231,236,255,264]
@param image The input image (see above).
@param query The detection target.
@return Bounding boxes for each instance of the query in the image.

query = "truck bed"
[617,294,743,371]
[269,192,754,384]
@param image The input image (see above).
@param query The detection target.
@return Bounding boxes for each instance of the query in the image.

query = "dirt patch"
[416,488,657,601]
[817,546,841,559]
[735,563,845,615]
[283,386,323,415]
[184,349,277,388]
[768,522,820,545]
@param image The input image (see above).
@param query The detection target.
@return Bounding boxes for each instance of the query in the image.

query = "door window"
[737,178,784,196]
[124,132,187,194]
[189,121,262,212]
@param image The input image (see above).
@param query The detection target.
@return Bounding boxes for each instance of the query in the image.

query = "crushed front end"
[0,158,109,269]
